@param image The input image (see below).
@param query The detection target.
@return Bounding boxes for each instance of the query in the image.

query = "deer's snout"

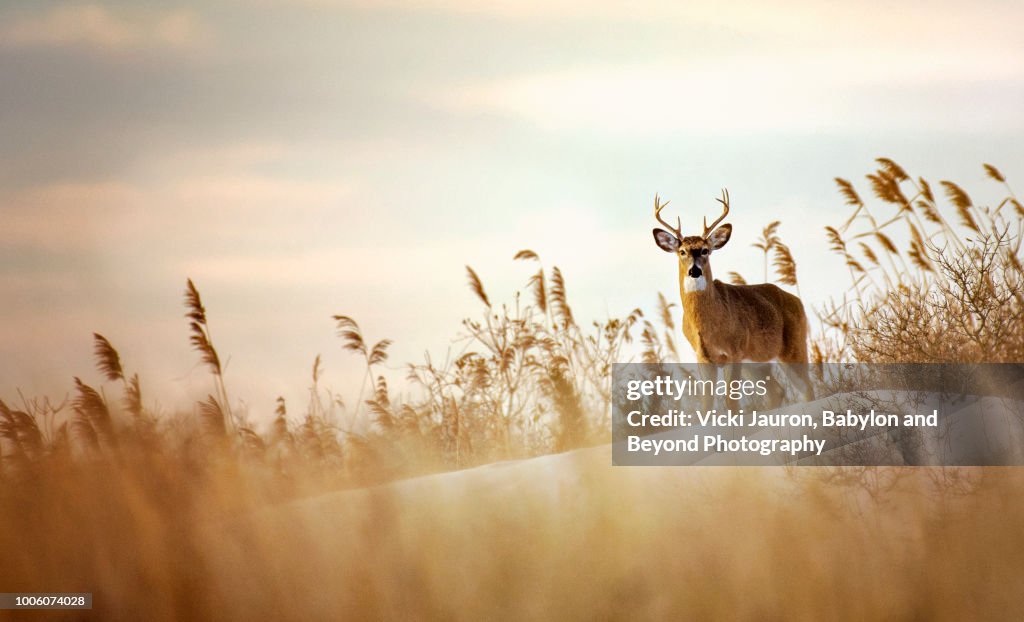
[688,266,702,279]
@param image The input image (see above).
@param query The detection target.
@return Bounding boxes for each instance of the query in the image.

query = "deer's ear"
[707,224,732,250]
[653,228,681,253]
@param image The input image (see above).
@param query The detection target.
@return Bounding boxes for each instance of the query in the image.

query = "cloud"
[284,0,1024,46]
[0,169,358,259]
[0,4,208,53]
[429,47,1024,135]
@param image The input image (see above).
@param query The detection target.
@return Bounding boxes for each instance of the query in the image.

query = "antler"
[654,194,682,239]
[702,188,730,238]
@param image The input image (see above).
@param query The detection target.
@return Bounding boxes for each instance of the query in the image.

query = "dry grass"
[815,160,1024,362]
[4,446,1024,620]
[1,159,1022,619]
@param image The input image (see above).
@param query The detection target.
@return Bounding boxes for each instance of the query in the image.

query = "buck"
[652,189,813,401]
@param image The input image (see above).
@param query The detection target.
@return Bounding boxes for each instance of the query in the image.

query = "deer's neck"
[678,270,722,325]
[678,267,716,301]
[678,271,725,360]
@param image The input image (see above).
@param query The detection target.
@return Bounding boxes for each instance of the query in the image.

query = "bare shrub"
[817,160,1023,364]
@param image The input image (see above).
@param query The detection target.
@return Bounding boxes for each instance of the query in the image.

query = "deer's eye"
[701,249,709,256]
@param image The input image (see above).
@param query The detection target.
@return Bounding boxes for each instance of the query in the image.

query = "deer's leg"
[781,313,815,402]
[724,362,741,416]
[693,339,717,413]
[745,363,784,410]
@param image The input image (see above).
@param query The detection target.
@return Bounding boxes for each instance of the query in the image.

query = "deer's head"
[652,189,732,292]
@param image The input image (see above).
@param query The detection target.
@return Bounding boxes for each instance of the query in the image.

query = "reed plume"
[333,315,391,426]
[198,394,227,437]
[72,377,116,450]
[465,266,491,307]
[92,333,124,383]
[752,221,781,281]
[771,241,799,289]
[941,181,979,233]
[184,279,233,433]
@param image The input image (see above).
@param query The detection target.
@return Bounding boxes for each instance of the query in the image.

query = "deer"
[652,189,814,405]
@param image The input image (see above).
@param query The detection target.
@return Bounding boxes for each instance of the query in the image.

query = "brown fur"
[670,235,809,364]
[681,279,809,364]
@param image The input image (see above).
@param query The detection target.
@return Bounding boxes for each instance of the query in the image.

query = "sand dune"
[200,415,1024,620]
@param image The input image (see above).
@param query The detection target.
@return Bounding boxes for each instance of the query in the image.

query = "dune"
[201,405,1024,620]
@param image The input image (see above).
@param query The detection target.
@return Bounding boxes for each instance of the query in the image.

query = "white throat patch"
[683,275,707,293]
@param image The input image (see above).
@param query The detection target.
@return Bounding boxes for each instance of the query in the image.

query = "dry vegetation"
[1,159,1022,620]
[342,251,642,480]
[815,159,1024,362]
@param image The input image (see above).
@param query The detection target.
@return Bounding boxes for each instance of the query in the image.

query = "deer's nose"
[688,267,702,278]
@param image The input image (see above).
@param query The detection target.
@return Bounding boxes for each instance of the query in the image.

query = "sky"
[2,0,1023,424]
